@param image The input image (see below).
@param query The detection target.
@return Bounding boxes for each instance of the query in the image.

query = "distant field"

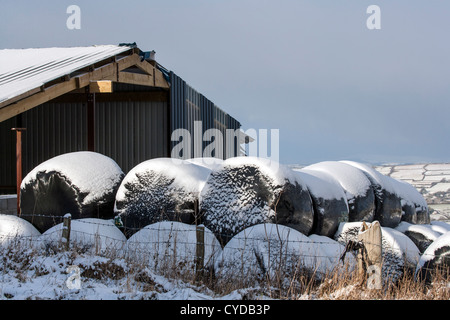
[375,163,450,219]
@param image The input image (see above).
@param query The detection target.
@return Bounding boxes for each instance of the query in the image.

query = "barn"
[0,43,244,200]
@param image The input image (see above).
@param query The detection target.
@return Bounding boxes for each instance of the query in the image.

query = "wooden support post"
[11,128,26,216]
[87,90,95,152]
[195,225,205,281]
[62,213,72,250]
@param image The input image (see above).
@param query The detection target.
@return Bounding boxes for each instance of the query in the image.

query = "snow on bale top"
[294,169,349,237]
[185,157,224,171]
[39,218,127,254]
[199,157,314,244]
[415,231,450,283]
[214,223,333,283]
[340,161,402,228]
[126,221,222,272]
[430,221,450,234]
[114,158,212,232]
[303,161,375,223]
[0,214,41,247]
[21,151,124,205]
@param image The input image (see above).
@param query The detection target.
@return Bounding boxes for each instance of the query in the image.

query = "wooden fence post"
[195,225,205,281]
[62,213,72,250]
[357,221,382,289]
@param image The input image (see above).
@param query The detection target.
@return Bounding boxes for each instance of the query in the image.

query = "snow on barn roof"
[0,45,132,105]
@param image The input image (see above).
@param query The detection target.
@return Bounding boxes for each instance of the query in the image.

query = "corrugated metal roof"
[0,45,132,105]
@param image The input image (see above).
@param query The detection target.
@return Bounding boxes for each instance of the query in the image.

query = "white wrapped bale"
[39,218,127,254]
[126,221,222,272]
[0,214,41,247]
[214,223,332,283]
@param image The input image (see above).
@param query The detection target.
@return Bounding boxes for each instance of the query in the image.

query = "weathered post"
[62,213,72,250]
[11,128,26,216]
[357,221,382,289]
[195,225,205,282]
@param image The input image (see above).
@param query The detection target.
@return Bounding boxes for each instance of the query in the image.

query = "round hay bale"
[295,169,349,237]
[303,161,375,223]
[388,177,430,225]
[199,157,314,244]
[39,218,127,254]
[20,151,124,232]
[0,214,40,247]
[395,221,440,253]
[127,221,222,272]
[114,158,211,233]
[415,231,450,283]
[214,223,331,283]
[341,161,402,228]
[335,221,420,283]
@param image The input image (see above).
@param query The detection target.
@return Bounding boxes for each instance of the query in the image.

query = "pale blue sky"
[1,1,449,165]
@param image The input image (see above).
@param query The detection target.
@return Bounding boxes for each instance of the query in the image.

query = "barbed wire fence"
[0,213,448,286]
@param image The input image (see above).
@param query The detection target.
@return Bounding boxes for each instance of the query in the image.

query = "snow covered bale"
[303,161,375,223]
[295,169,349,237]
[341,161,402,228]
[335,221,421,282]
[39,218,127,254]
[0,214,40,247]
[309,234,357,272]
[395,221,441,253]
[199,157,314,244]
[388,177,430,224]
[415,231,450,283]
[20,152,124,232]
[380,227,421,281]
[126,221,222,273]
[114,158,211,233]
[215,224,331,284]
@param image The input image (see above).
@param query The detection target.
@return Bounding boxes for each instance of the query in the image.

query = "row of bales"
[19,151,429,240]
[16,151,449,282]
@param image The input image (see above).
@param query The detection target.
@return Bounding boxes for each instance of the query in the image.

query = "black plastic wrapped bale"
[395,221,440,253]
[20,152,124,232]
[303,161,375,223]
[295,169,349,237]
[388,177,430,225]
[415,231,450,283]
[199,157,314,245]
[114,158,211,234]
[341,161,402,228]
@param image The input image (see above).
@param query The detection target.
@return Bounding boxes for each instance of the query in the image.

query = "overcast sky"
[1,1,449,165]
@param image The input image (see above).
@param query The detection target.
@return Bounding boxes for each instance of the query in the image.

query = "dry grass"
[1,235,449,300]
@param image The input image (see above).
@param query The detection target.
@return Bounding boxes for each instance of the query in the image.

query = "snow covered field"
[374,163,450,220]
